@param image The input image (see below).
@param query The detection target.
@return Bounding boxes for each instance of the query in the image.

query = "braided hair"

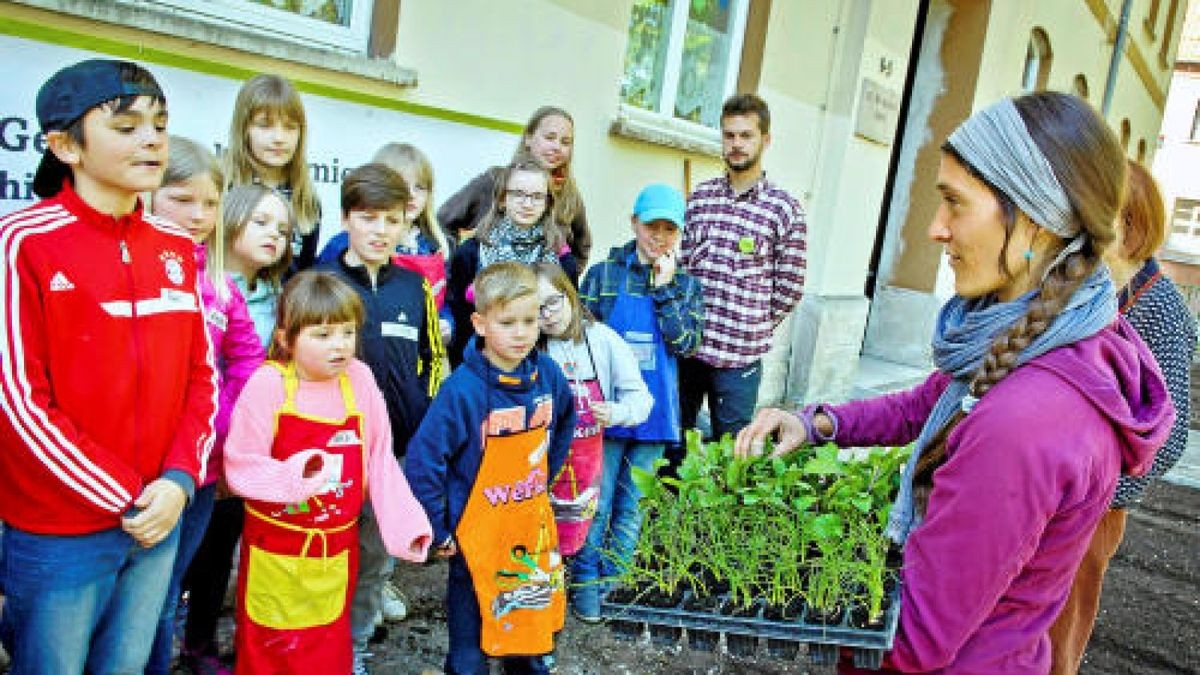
[913,92,1127,494]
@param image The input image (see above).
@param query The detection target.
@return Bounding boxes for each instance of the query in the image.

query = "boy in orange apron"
[224,272,432,674]
[406,263,577,675]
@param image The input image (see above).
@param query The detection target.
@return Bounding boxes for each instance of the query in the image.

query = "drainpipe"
[1102,0,1134,117]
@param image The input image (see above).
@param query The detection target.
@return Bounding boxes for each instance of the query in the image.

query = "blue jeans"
[147,483,216,674]
[572,439,665,585]
[679,357,762,440]
[0,523,181,675]
[445,557,550,675]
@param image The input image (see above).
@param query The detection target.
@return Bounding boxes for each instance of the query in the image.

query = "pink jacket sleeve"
[358,371,433,562]
[216,277,266,439]
[825,371,951,447]
[223,365,332,503]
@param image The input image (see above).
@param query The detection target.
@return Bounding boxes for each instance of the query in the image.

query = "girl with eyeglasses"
[532,264,651,567]
[445,157,576,366]
[438,106,591,268]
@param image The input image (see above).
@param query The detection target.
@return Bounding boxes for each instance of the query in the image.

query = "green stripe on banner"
[0,16,524,135]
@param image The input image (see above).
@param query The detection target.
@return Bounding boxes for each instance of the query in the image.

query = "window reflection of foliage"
[676,0,731,126]
[620,0,672,112]
[248,0,349,26]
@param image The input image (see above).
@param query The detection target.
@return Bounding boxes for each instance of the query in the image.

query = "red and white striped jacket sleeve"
[1,219,142,516]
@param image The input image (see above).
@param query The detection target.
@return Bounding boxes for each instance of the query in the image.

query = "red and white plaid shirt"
[681,173,807,368]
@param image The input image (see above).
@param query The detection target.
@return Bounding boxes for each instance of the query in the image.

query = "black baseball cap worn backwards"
[33,59,163,198]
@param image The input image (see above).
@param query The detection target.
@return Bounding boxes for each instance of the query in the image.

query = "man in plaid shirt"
[679,93,807,440]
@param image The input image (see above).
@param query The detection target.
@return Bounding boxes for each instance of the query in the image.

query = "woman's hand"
[735,407,808,458]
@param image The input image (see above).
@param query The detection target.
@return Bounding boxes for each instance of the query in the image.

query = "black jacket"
[317,256,437,457]
[445,237,578,367]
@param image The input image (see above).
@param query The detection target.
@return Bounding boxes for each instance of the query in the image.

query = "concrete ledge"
[861,285,939,370]
[786,294,871,405]
[11,0,418,87]
[609,107,721,157]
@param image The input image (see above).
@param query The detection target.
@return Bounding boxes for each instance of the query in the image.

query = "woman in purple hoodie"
[737,92,1175,674]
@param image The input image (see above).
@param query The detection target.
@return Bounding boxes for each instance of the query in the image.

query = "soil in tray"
[718,599,761,657]
[605,585,640,605]
[682,593,722,652]
[642,586,685,609]
[806,604,845,626]
[762,596,805,622]
[682,593,721,613]
[847,578,897,629]
[848,601,890,630]
[640,587,685,646]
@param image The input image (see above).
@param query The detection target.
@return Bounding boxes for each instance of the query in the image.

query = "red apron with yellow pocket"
[455,424,566,656]
[235,363,366,675]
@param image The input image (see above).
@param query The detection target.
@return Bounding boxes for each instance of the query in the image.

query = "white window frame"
[615,0,751,150]
[136,0,374,53]
[1168,197,1200,254]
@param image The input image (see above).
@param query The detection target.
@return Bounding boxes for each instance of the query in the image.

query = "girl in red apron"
[223,272,432,674]
[533,265,653,557]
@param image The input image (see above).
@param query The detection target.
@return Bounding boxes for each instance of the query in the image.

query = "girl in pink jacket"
[223,271,432,673]
[147,136,265,675]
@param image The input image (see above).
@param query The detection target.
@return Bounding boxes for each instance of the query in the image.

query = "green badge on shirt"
[738,236,756,254]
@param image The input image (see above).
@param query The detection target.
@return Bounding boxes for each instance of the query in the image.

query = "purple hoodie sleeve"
[884,368,1123,672]
[824,371,951,447]
[217,278,266,440]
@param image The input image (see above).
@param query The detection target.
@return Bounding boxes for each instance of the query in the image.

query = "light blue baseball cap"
[633,183,686,229]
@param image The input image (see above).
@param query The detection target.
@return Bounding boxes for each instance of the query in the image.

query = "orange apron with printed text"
[235,363,366,675]
[456,423,566,656]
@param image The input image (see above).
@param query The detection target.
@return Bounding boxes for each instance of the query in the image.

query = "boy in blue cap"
[572,183,703,620]
[0,59,216,672]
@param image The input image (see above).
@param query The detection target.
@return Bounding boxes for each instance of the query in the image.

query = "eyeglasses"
[539,293,565,316]
[506,189,548,205]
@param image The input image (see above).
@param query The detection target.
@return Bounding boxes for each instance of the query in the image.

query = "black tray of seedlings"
[599,582,900,669]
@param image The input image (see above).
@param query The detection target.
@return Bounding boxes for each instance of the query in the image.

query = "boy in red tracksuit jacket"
[0,59,217,673]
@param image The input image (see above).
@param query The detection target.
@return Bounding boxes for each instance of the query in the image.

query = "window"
[1021,28,1052,92]
[1171,198,1200,241]
[619,0,751,130]
[139,0,375,52]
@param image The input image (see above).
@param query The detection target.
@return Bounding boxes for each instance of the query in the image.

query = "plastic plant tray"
[600,585,900,668]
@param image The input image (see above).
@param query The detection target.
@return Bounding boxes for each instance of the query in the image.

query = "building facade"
[0,0,1186,406]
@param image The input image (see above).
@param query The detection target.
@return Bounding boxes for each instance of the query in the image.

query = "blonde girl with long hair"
[225,74,322,270]
[438,106,591,267]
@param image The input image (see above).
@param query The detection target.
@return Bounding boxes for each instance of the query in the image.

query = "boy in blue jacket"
[573,183,703,620]
[407,262,575,675]
[317,162,446,668]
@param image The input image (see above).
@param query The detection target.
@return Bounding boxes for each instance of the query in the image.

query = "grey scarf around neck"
[478,216,557,269]
[886,265,1117,543]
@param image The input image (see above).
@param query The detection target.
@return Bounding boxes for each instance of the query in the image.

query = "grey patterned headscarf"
[946,97,1085,273]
